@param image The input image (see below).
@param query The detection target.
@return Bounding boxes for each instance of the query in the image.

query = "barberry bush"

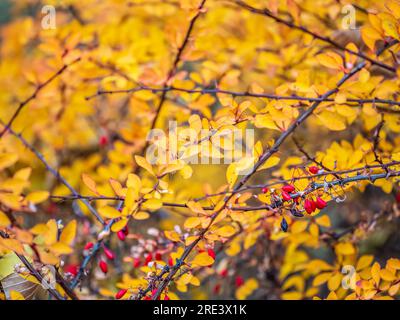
[1,0,400,300]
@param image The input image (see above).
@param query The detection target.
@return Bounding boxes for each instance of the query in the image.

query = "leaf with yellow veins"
[26,191,49,204]
[134,155,154,176]
[82,173,99,195]
[191,252,214,267]
[59,220,76,245]
[316,52,344,70]
[98,206,122,219]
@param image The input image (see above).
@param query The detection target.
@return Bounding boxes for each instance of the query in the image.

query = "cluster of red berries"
[303,197,327,214]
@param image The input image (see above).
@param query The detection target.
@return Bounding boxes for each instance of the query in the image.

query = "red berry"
[282,184,295,193]
[151,288,160,300]
[117,230,126,241]
[220,269,228,277]
[235,276,244,288]
[133,257,141,268]
[262,187,268,193]
[115,289,127,299]
[84,242,94,250]
[304,199,314,214]
[64,264,78,277]
[281,191,291,201]
[168,257,174,267]
[145,253,153,265]
[315,197,327,209]
[207,248,216,260]
[123,226,129,236]
[164,295,170,300]
[99,260,108,274]
[155,252,162,261]
[143,296,151,300]
[99,135,108,146]
[213,283,221,294]
[308,166,319,174]
[103,247,115,260]
[310,199,317,212]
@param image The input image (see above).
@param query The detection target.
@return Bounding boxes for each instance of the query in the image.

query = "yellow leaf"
[371,262,381,285]
[50,242,73,255]
[335,242,355,255]
[142,198,162,211]
[98,206,122,219]
[109,179,124,197]
[164,230,181,242]
[191,252,214,267]
[134,155,154,176]
[82,173,98,195]
[10,290,25,300]
[215,225,236,237]
[327,272,342,291]
[59,220,76,245]
[126,173,141,189]
[317,111,346,131]
[316,52,343,70]
[184,217,201,229]
[0,153,18,171]
[44,219,58,246]
[313,272,332,286]
[226,163,238,188]
[387,258,400,270]
[334,93,347,104]
[0,210,11,227]
[26,191,49,204]
[356,255,374,270]
[315,215,331,228]
[0,193,21,210]
[291,220,308,234]
[257,156,280,171]
[111,218,128,232]
[380,269,396,282]
[133,211,150,220]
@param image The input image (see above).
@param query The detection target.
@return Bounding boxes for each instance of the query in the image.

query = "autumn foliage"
[1,0,400,300]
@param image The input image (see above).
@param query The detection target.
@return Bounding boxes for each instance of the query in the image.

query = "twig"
[0,58,81,139]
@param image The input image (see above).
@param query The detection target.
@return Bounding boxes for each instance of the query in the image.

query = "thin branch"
[232,0,396,73]
[0,58,81,139]
[86,84,400,109]
[151,39,398,300]
[0,122,105,225]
